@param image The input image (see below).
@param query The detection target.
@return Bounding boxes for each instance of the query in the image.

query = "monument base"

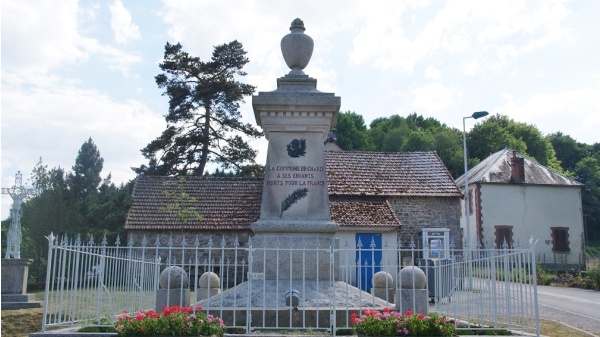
[196,280,391,308]
[1,258,43,310]
[250,231,338,281]
[1,294,43,310]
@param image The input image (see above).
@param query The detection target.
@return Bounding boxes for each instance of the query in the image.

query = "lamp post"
[462,111,489,249]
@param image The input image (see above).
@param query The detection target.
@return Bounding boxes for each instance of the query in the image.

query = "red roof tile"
[325,151,462,197]
[126,151,460,231]
[330,196,400,228]
[126,176,262,231]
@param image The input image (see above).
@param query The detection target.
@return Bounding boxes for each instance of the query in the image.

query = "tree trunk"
[197,103,211,176]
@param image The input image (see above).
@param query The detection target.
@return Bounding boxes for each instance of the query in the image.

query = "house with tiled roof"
[456,148,585,270]
[126,150,463,284]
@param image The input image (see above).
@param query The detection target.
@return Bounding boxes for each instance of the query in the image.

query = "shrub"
[351,308,456,336]
[587,264,600,290]
[114,305,225,336]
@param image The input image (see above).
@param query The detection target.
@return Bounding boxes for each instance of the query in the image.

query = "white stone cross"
[2,171,36,259]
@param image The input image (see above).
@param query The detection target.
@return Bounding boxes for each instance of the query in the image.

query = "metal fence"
[42,233,539,336]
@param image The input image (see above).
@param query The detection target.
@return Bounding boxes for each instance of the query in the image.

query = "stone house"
[456,148,585,270]
[125,150,462,287]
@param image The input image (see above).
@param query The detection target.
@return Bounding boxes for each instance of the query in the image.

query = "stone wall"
[387,196,462,248]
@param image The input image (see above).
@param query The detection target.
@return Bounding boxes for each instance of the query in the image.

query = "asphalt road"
[536,285,600,336]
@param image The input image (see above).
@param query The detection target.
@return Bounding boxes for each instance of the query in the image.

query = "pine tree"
[135,41,263,176]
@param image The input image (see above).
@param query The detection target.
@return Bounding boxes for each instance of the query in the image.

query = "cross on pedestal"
[2,171,36,259]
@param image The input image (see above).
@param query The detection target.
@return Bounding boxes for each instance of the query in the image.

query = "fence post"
[330,244,336,336]
[41,233,57,332]
[246,242,253,334]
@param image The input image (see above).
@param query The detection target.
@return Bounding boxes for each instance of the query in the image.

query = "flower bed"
[114,305,225,336]
[351,308,456,337]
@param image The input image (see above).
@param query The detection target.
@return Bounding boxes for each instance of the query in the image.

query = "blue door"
[356,233,382,291]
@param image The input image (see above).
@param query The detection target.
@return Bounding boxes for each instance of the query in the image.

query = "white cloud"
[497,87,600,144]
[1,83,165,189]
[1,0,88,77]
[424,66,441,81]
[412,81,461,113]
[1,0,142,83]
[109,0,141,44]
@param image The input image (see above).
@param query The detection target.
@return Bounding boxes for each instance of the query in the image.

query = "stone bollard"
[156,266,190,312]
[196,271,221,301]
[395,266,428,314]
[371,271,394,302]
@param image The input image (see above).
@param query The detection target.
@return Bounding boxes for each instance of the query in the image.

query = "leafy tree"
[335,111,374,151]
[467,116,526,161]
[549,132,591,173]
[468,115,563,172]
[69,137,104,196]
[433,129,464,177]
[13,141,133,284]
[400,130,435,151]
[135,41,262,176]
[574,157,600,242]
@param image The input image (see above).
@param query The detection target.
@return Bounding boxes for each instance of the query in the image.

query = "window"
[551,227,570,252]
[495,226,513,249]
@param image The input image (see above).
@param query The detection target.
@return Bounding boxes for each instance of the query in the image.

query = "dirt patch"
[1,308,44,337]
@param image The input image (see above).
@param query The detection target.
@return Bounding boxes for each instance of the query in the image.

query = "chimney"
[510,151,525,183]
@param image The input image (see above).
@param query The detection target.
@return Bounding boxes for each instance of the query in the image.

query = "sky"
[2,0,600,220]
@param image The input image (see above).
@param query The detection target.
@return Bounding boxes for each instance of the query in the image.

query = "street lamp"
[462,111,489,248]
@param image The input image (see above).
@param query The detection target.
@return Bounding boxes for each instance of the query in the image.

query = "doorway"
[355,233,382,291]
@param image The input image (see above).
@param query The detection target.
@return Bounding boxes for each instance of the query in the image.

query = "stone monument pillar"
[251,18,341,281]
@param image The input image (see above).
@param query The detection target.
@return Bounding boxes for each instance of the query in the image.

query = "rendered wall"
[479,184,584,266]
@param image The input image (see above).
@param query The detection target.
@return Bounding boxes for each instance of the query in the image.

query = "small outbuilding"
[456,148,585,270]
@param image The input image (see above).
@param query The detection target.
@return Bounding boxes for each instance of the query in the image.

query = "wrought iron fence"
[42,233,539,336]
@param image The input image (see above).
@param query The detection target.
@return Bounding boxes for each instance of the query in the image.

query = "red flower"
[405,310,412,316]
[417,313,425,320]
[382,307,390,313]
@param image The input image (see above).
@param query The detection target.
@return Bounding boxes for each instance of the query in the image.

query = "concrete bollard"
[371,271,394,302]
[156,266,190,312]
[395,266,428,314]
[196,271,221,301]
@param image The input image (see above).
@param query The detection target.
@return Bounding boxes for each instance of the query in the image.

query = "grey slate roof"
[126,151,459,231]
[455,148,583,186]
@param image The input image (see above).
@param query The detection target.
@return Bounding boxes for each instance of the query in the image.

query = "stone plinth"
[156,289,190,312]
[196,288,221,301]
[1,258,43,309]
[250,233,338,281]
[395,289,428,314]
[1,258,31,294]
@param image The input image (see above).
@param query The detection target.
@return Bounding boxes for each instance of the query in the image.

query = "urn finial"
[281,18,314,76]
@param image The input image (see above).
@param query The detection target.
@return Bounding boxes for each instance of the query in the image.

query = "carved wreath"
[286,139,306,158]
